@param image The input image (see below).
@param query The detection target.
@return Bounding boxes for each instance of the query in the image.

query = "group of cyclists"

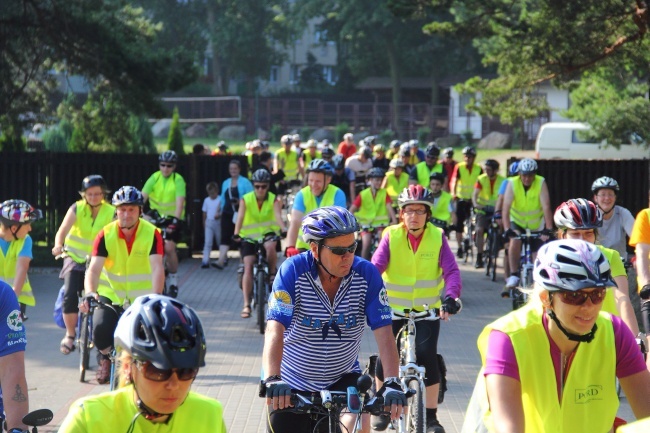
[0,130,649,432]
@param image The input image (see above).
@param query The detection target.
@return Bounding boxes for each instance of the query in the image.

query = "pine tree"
[167,107,184,155]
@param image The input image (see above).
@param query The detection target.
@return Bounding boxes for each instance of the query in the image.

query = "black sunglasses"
[135,360,198,382]
[321,242,357,256]
[254,184,269,190]
[159,163,175,168]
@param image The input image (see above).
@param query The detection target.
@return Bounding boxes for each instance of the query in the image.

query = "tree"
[417,0,650,144]
[168,108,185,155]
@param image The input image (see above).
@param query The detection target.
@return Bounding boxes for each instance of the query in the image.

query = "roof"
[355,77,433,90]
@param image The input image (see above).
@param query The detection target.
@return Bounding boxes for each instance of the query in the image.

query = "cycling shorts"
[453,200,472,231]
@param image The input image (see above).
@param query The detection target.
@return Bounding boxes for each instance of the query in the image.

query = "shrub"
[461,129,474,146]
[128,115,156,153]
[334,122,350,142]
[417,126,431,144]
[0,124,25,152]
[167,107,185,155]
[377,129,395,145]
[42,127,68,152]
[300,125,311,141]
[270,124,282,142]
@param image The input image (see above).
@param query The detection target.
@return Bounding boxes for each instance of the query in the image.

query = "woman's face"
[127,361,194,418]
[563,228,596,244]
[545,288,605,336]
[84,186,104,206]
[229,163,240,178]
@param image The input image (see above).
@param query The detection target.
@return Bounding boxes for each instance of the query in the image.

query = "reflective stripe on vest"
[149,172,184,218]
[385,171,409,201]
[456,163,481,199]
[431,192,452,223]
[510,175,544,229]
[277,148,299,180]
[476,174,505,209]
[382,223,444,310]
[296,185,340,250]
[415,162,444,188]
[239,192,280,241]
[65,200,115,263]
[354,188,389,226]
[0,237,35,306]
[102,220,157,304]
[476,306,617,432]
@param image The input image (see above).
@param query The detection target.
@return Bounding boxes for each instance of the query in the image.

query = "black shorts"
[475,211,494,230]
[267,372,362,433]
[510,222,545,253]
[63,269,85,314]
[453,199,472,231]
[92,297,124,351]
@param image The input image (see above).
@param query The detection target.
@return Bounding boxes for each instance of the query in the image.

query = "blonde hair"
[116,351,133,389]
[522,282,549,309]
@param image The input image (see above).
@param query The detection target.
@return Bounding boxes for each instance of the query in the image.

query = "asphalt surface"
[22,241,635,432]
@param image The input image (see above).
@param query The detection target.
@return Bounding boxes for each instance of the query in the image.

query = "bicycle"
[239,233,281,334]
[460,208,476,264]
[281,179,302,224]
[260,374,388,433]
[360,225,386,259]
[506,230,546,310]
[145,210,181,298]
[484,215,502,282]
[11,409,53,433]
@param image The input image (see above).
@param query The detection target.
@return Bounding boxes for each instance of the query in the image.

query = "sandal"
[60,335,76,355]
[240,305,252,319]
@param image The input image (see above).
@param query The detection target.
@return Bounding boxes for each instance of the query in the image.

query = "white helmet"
[591,176,619,194]
[518,158,538,174]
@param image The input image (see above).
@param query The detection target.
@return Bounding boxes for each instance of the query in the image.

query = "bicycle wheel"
[406,379,425,433]
[256,270,267,334]
[78,313,90,383]
[109,350,119,391]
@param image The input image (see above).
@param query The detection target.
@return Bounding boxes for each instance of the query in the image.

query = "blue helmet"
[307,158,334,176]
[112,186,144,207]
[508,161,520,176]
[301,206,360,244]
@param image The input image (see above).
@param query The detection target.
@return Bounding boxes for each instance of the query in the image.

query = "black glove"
[377,377,407,407]
[264,377,291,399]
[232,234,241,243]
[640,284,650,300]
[441,296,461,315]
[493,211,502,221]
[503,228,516,240]
[541,228,554,237]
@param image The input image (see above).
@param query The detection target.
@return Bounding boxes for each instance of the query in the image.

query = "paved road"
[23,244,635,432]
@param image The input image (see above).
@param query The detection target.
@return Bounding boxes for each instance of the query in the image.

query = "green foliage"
[377,129,395,145]
[334,122,350,142]
[0,124,26,152]
[167,108,185,155]
[461,130,474,147]
[42,127,68,152]
[417,126,431,144]
[270,124,283,142]
[300,125,312,142]
[299,52,329,93]
[128,115,156,153]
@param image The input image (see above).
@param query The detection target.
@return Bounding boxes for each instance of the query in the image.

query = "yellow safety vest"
[455,162,481,200]
[382,223,444,310]
[102,220,158,304]
[148,172,185,219]
[597,245,624,316]
[0,238,35,306]
[510,175,545,229]
[431,192,452,224]
[633,209,650,293]
[277,148,300,180]
[618,417,650,433]
[476,174,505,210]
[239,192,280,241]
[303,151,322,165]
[472,305,617,433]
[415,161,444,188]
[354,188,389,226]
[65,200,115,263]
[296,185,340,250]
[385,170,409,201]
[59,386,226,433]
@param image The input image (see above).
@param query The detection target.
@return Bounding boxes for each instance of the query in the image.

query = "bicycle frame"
[242,234,280,334]
[510,230,544,310]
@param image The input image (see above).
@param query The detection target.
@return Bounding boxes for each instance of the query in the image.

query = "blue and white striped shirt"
[267,252,392,391]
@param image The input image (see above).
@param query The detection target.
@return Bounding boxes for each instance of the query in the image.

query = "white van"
[534,122,649,159]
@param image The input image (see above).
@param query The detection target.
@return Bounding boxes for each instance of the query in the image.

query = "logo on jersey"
[268,290,293,315]
[7,310,23,331]
[378,287,389,307]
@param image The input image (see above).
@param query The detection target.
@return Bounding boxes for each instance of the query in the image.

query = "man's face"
[520,172,535,187]
[308,172,328,196]
[484,166,496,179]
[159,162,175,178]
[425,154,437,167]
[116,205,140,228]
[311,233,357,278]
[464,155,475,165]
[253,183,269,200]
[593,188,616,212]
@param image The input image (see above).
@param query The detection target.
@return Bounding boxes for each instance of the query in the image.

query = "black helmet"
[80,175,108,193]
[114,295,206,370]
[484,159,499,170]
[365,135,376,146]
[217,141,228,150]
[321,147,335,158]
[429,172,446,183]
[112,186,144,207]
[366,167,386,179]
[159,150,178,164]
[251,169,271,183]
[462,146,476,156]
[360,146,373,159]
[332,154,345,170]
[307,158,334,175]
[425,143,440,158]
[591,176,620,194]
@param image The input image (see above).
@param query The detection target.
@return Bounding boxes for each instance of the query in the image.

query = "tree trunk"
[385,38,402,138]
[206,6,223,96]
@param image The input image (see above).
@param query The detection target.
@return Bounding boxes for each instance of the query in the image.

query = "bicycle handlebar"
[360,225,387,233]
[392,307,440,321]
[506,229,552,240]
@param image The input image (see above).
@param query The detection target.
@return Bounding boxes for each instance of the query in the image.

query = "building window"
[322,66,337,85]
[314,29,329,44]
[290,65,301,85]
[269,66,279,83]
[459,93,474,117]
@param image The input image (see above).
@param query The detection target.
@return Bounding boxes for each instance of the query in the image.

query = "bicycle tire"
[79,313,90,383]
[406,378,425,433]
[256,270,267,334]
[109,350,119,391]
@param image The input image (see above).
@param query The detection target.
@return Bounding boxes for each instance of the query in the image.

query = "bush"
[128,115,156,153]
[167,107,185,155]
[461,129,474,146]
[334,122,350,142]
[0,125,25,152]
[270,124,282,142]
[377,129,395,145]
[417,126,431,145]
[42,127,68,152]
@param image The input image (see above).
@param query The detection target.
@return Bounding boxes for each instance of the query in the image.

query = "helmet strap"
[315,243,340,283]
[131,380,172,421]
[547,308,597,343]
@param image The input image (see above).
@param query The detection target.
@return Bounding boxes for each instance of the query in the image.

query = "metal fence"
[1,153,647,252]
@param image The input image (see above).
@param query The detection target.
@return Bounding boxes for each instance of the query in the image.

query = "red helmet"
[554,198,602,230]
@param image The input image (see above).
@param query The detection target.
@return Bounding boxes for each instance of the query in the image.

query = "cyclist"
[346,146,374,195]
[440,147,457,189]
[386,139,402,160]
[337,132,357,160]
[493,161,520,280]
[472,160,505,269]
[450,146,482,258]
[349,168,397,259]
[331,154,356,205]
[320,145,335,164]
[285,159,346,256]
[83,186,164,384]
[245,140,263,177]
[373,144,391,171]
[0,199,42,318]
[233,169,286,319]
[212,141,231,156]
[407,139,425,165]
[398,145,416,175]
[554,199,640,338]
[591,176,635,259]
[274,135,301,184]
[141,150,185,297]
[462,240,650,432]
[629,204,650,358]
[429,172,456,232]
[262,206,406,433]
[299,138,321,168]
[59,294,226,432]
[257,151,283,195]
[410,143,447,190]
[52,175,115,355]
[382,159,410,210]
[371,185,462,433]
[502,158,553,297]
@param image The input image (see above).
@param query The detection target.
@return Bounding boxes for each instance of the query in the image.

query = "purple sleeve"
[440,235,461,299]
[613,315,647,378]
[370,234,390,274]
[484,330,520,381]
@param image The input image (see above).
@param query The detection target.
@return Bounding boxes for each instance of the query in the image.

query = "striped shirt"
[267,252,391,391]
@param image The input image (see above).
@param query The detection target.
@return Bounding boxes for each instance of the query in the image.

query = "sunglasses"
[556,288,606,306]
[135,360,198,382]
[254,184,269,190]
[159,163,175,168]
[321,242,357,256]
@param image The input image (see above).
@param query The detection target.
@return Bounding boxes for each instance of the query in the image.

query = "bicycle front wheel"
[256,270,267,334]
[406,379,425,433]
[79,313,90,383]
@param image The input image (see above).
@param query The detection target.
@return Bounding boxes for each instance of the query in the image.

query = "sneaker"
[502,275,520,298]
[201,263,209,269]
[96,354,111,384]
[167,273,178,287]
[474,256,484,268]
[371,414,391,431]
[211,262,223,270]
[456,248,463,259]
[426,418,446,433]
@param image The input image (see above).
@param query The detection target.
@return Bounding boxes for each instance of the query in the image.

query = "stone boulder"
[310,128,335,142]
[185,123,207,138]
[478,131,512,150]
[151,119,172,138]
[435,135,461,149]
[218,125,246,141]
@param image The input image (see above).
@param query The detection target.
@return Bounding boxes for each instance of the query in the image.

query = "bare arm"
[202,211,207,227]
[349,181,356,203]
[175,196,185,220]
[53,206,77,255]
[13,257,31,299]
[262,320,291,409]
[285,209,304,248]
[539,180,553,229]
[374,325,399,378]
[472,187,481,209]
[502,183,514,231]
[613,274,640,335]
[234,199,246,235]
[84,256,107,296]
[149,254,164,294]
[485,374,525,433]
[386,203,397,225]
[636,243,650,286]
[141,191,149,204]
[619,369,650,419]
[0,352,29,431]
[273,199,287,233]
[349,204,359,213]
